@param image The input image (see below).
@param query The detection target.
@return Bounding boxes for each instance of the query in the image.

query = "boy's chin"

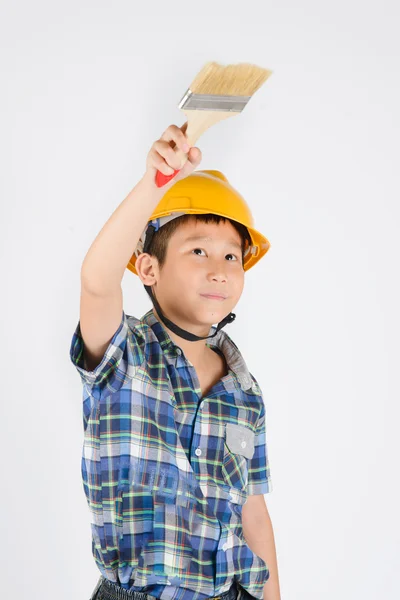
[192,306,231,326]
[167,300,232,327]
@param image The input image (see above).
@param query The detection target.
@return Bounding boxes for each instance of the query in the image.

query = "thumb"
[179,147,202,178]
[188,147,202,165]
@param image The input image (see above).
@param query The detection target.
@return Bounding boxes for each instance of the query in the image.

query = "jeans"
[89,576,251,600]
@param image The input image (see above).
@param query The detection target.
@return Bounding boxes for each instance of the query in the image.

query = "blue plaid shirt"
[70,308,273,600]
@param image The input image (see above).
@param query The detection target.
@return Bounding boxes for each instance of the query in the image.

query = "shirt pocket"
[221,423,256,497]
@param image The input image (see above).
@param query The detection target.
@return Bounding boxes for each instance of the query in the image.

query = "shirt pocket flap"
[225,423,255,459]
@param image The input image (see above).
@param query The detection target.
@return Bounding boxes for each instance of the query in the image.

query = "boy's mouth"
[200,293,227,301]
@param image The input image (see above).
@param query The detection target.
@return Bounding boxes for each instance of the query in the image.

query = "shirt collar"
[140,309,256,393]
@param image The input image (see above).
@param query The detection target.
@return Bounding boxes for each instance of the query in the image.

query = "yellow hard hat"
[126,170,271,275]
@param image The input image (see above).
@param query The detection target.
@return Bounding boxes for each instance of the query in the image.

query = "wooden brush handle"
[155,109,238,188]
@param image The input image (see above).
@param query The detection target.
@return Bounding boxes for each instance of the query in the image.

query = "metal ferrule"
[179,89,251,112]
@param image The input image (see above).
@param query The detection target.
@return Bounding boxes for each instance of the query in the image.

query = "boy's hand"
[146,123,202,186]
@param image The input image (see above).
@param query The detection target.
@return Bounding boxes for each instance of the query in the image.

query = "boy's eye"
[192,248,238,261]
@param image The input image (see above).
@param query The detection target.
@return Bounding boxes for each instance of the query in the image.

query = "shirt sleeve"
[69,309,143,400]
[247,402,273,496]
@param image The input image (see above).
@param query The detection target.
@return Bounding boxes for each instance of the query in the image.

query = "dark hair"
[145,213,252,270]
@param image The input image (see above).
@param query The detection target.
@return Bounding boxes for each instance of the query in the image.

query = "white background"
[1,1,399,599]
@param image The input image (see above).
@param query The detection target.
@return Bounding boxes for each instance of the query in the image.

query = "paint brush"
[156,61,273,187]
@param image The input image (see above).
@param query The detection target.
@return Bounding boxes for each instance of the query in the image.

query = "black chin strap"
[144,284,236,341]
[142,224,236,342]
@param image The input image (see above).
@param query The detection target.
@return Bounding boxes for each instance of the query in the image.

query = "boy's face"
[141,217,245,331]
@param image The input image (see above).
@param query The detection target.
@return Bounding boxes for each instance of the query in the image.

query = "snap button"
[195,448,202,456]
[241,441,246,448]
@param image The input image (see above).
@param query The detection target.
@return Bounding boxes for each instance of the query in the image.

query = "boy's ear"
[135,253,160,286]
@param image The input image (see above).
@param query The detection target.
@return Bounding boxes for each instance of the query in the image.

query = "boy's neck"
[151,307,214,367]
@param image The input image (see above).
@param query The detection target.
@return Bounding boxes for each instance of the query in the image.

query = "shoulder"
[125,313,167,367]
[219,330,263,392]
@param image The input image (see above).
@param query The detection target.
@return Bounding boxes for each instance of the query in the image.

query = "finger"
[150,151,175,176]
[160,124,190,153]
[153,141,182,171]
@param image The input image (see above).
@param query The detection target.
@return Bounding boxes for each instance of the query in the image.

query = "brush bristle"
[189,61,273,97]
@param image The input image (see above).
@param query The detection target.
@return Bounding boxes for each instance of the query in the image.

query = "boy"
[70,125,281,600]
